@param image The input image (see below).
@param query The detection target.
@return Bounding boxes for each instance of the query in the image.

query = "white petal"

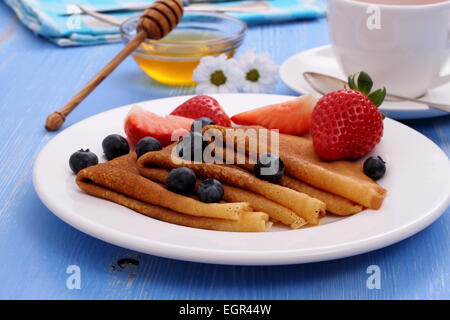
[216,54,228,62]
[193,53,254,94]
[217,85,231,94]
[224,62,244,81]
[238,49,257,66]
[257,72,277,85]
[242,81,263,93]
[195,82,220,94]
[193,54,234,84]
[199,55,217,66]
[192,69,210,82]
[218,83,239,94]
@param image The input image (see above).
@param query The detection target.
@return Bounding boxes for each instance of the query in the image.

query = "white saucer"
[280,45,450,120]
[33,94,450,265]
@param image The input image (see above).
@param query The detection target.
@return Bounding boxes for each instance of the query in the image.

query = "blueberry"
[176,132,207,162]
[166,167,197,195]
[69,149,98,174]
[102,134,130,160]
[197,178,224,203]
[254,153,285,183]
[136,136,162,158]
[191,117,215,133]
[363,156,386,180]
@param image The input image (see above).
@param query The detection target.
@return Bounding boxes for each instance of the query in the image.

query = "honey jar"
[120,12,246,85]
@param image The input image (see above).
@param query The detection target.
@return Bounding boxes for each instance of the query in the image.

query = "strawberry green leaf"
[367,87,386,107]
[347,74,356,90]
[356,71,373,96]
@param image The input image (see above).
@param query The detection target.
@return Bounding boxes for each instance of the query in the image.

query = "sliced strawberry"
[230,94,317,135]
[170,95,231,127]
[124,106,193,147]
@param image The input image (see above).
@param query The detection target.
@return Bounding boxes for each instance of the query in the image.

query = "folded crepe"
[137,145,326,225]
[278,176,362,216]
[142,167,307,229]
[203,125,387,209]
[76,154,271,232]
[199,137,363,216]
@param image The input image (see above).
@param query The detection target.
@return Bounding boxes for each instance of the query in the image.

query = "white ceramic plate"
[33,94,450,265]
[280,45,450,120]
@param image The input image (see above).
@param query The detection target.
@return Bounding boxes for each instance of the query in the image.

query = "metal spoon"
[303,71,450,114]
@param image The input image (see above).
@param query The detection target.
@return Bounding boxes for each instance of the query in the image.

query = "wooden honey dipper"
[45,0,184,131]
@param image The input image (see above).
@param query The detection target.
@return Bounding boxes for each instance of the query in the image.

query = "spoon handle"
[387,93,450,114]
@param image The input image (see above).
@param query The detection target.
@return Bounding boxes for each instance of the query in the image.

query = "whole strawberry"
[311,72,386,161]
[170,95,231,127]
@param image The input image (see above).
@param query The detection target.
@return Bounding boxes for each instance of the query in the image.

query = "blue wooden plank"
[0,1,448,300]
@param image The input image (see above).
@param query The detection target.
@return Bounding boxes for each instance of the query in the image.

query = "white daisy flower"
[192,54,243,94]
[237,49,278,93]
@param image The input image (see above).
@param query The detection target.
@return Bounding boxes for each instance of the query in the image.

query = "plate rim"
[33,93,450,265]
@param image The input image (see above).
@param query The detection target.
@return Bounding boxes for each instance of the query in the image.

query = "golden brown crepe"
[199,138,364,216]
[142,167,307,229]
[203,125,387,209]
[76,154,271,232]
[278,175,363,216]
[137,145,326,225]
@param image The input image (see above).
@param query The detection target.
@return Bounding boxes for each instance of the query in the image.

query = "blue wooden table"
[0,2,449,300]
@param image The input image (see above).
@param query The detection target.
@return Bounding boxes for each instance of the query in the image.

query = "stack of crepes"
[76,126,387,232]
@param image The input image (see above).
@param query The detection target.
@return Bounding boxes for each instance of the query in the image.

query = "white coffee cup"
[327,0,450,97]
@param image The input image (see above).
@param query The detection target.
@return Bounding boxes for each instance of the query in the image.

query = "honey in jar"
[132,29,236,85]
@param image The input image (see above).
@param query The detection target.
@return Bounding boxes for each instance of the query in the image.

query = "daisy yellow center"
[246,69,260,82]
[210,70,227,86]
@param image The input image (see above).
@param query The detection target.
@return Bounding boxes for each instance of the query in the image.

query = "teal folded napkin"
[3,0,326,46]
